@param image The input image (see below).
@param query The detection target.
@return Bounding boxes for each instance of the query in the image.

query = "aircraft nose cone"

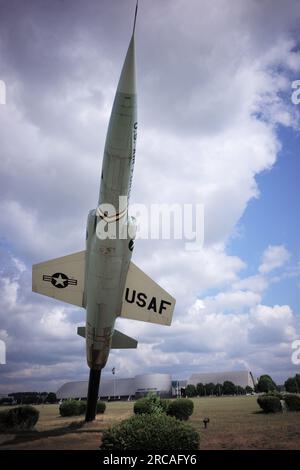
[117,34,136,95]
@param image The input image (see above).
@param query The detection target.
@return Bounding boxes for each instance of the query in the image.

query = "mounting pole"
[85,368,101,422]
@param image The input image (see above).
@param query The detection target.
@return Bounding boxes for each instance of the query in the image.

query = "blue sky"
[230,123,300,313]
[0,0,300,392]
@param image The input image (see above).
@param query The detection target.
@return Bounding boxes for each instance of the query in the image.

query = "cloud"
[233,275,269,294]
[259,245,291,274]
[0,0,300,390]
[249,304,295,344]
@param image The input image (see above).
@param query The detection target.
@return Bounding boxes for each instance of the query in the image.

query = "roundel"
[51,272,69,289]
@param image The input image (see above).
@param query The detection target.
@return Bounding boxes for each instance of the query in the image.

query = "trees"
[284,374,300,393]
[196,383,205,397]
[46,392,57,404]
[214,383,223,396]
[185,384,197,397]
[256,375,277,393]
[8,392,47,405]
[222,381,236,395]
[204,383,215,396]
[284,377,298,393]
[245,386,254,394]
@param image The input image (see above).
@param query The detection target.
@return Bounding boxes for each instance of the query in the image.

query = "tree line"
[0,392,57,405]
[185,374,300,397]
[185,381,254,397]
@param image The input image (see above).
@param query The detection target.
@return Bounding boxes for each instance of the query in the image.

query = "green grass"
[1,396,300,450]
[188,396,300,449]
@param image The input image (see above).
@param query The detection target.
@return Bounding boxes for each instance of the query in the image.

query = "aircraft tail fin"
[32,251,86,307]
[120,262,175,326]
[77,326,86,338]
[111,329,138,349]
[77,327,137,349]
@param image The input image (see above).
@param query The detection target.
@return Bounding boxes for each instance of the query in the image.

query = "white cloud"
[249,304,295,344]
[0,277,19,310]
[259,245,291,273]
[233,275,269,293]
[40,308,78,339]
[203,290,262,314]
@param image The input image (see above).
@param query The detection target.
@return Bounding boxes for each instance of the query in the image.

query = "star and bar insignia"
[42,272,78,289]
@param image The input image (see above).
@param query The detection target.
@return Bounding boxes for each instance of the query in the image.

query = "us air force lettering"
[32,2,175,421]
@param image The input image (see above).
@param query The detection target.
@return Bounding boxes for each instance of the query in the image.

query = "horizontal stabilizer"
[120,262,175,326]
[77,326,86,338]
[111,329,137,349]
[32,251,86,307]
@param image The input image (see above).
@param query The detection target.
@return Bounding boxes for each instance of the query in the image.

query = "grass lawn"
[189,396,300,449]
[0,396,300,450]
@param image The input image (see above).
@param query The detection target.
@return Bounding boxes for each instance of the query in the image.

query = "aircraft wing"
[120,262,175,326]
[32,251,86,307]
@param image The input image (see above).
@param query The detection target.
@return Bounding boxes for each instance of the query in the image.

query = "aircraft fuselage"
[84,37,137,370]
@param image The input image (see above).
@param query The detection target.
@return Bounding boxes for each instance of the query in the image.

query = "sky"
[0,0,300,393]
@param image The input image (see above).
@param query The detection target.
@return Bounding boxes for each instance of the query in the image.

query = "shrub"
[266,390,284,400]
[0,410,9,430]
[167,399,194,421]
[257,395,282,413]
[133,398,151,415]
[59,399,106,417]
[97,401,106,414]
[59,400,83,417]
[160,398,170,413]
[284,394,300,411]
[1,406,39,430]
[77,401,87,415]
[133,393,167,415]
[100,413,199,451]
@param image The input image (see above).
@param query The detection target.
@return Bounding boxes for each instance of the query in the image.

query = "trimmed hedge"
[59,400,79,417]
[134,394,168,415]
[59,399,106,416]
[265,390,284,400]
[167,399,194,421]
[100,413,199,451]
[284,394,300,411]
[0,405,39,430]
[59,400,85,416]
[78,401,87,415]
[257,395,282,413]
[97,401,106,414]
